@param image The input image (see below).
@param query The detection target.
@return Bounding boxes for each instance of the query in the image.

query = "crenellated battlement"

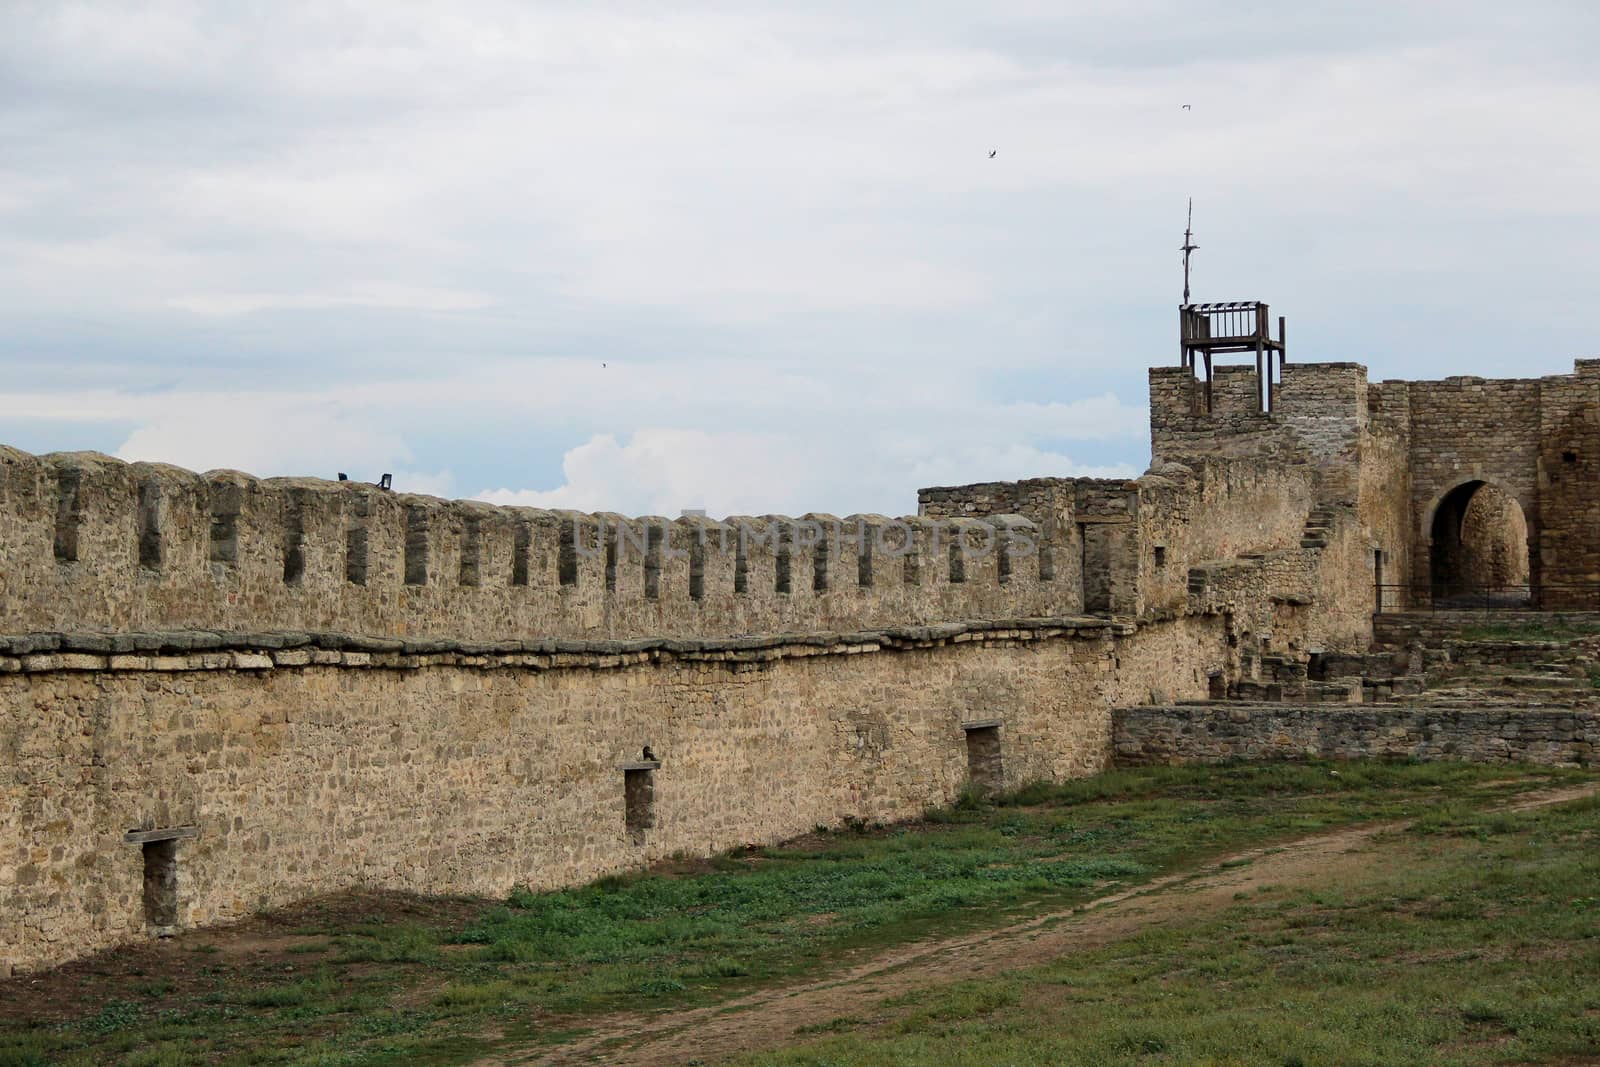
[0,445,1081,640]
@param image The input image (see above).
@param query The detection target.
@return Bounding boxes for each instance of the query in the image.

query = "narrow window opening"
[459,517,481,587]
[903,540,921,586]
[208,486,241,567]
[511,523,531,587]
[858,528,874,588]
[604,532,618,593]
[53,470,82,563]
[812,532,829,593]
[963,723,1003,797]
[557,521,579,587]
[1563,449,1578,464]
[282,491,306,585]
[689,529,705,601]
[948,534,966,584]
[405,507,430,586]
[996,531,1012,584]
[345,493,371,585]
[644,524,663,600]
[142,839,179,929]
[734,534,749,594]
[1154,545,1167,569]
[345,526,369,585]
[775,526,792,595]
[624,767,655,844]
[138,481,163,572]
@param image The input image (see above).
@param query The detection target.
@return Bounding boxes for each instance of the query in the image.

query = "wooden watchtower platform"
[1179,301,1287,412]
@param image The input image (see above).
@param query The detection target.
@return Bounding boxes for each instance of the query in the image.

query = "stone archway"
[1427,480,1530,606]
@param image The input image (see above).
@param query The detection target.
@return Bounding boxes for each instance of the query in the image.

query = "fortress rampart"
[2,446,1088,641]
[12,340,1600,975]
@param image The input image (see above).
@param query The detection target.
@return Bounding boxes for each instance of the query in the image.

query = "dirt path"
[477,782,1600,1067]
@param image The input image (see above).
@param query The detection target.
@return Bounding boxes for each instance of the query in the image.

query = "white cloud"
[479,429,820,515]
[166,284,493,317]
[2,1,1599,510]
[479,427,1140,519]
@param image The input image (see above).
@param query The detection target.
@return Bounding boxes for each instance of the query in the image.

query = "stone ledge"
[0,616,1137,676]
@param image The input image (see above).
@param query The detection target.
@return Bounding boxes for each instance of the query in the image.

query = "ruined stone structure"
[5,320,1599,974]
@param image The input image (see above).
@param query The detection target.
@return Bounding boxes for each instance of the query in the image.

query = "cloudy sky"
[2,2,1597,517]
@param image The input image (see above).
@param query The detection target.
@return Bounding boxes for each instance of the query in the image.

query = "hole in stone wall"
[1154,545,1167,569]
[904,541,921,585]
[459,517,481,587]
[511,523,531,587]
[644,525,663,600]
[775,527,792,595]
[734,533,748,594]
[963,723,1003,796]
[557,522,578,587]
[142,839,179,929]
[813,532,829,593]
[137,481,163,572]
[624,768,655,843]
[996,531,1012,584]
[208,486,241,567]
[605,533,618,593]
[1564,449,1578,464]
[405,507,430,586]
[53,470,82,563]
[947,536,966,584]
[858,529,874,588]
[689,530,705,601]
[282,491,306,585]
[345,526,368,585]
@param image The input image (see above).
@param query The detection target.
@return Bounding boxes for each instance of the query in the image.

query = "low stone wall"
[1113,703,1599,766]
[1373,612,1600,646]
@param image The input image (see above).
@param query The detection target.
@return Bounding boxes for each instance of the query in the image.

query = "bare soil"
[479,783,1600,1067]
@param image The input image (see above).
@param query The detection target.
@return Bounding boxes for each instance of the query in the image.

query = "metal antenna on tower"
[1180,197,1198,307]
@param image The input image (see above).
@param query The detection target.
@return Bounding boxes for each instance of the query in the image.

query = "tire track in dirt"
[479,783,1599,1067]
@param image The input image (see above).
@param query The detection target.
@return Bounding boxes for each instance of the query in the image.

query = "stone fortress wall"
[8,340,1599,974]
[2,446,1072,641]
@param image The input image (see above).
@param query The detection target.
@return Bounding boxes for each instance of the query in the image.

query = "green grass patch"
[1,761,1588,1066]
[1457,619,1600,641]
[736,792,1600,1066]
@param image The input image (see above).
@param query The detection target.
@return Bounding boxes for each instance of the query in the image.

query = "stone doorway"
[962,722,1004,797]
[1428,480,1530,606]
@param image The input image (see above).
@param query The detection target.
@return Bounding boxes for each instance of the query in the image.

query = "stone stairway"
[1370,613,1600,707]
[1227,613,1600,708]
[1299,505,1340,550]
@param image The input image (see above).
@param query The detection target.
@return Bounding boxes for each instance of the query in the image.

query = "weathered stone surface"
[0,612,1229,975]
[8,350,1600,978]
[1113,704,1600,766]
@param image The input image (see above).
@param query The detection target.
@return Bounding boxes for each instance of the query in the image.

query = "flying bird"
[988,149,997,158]
[1182,104,1191,110]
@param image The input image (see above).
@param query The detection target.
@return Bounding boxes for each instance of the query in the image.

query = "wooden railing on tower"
[1179,301,1287,413]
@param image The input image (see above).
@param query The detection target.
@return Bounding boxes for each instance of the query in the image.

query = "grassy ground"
[0,762,1591,1066]
[1456,619,1600,641]
[737,788,1600,1067]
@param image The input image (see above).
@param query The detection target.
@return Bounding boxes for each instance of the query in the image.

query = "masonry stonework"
[1113,704,1599,766]
[6,336,1600,974]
